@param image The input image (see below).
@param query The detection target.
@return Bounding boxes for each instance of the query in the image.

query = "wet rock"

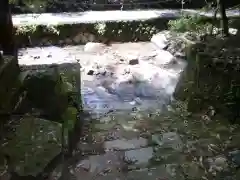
[120,54,139,65]
[229,150,240,167]
[124,147,153,167]
[94,122,116,131]
[135,83,161,99]
[138,51,158,61]
[104,137,148,151]
[99,116,112,123]
[127,167,172,180]
[96,68,107,76]
[151,31,169,49]
[129,97,142,105]
[181,162,205,179]
[87,69,95,75]
[151,132,183,151]
[128,58,139,65]
[84,42,106,53]
[1,117,61,176]
[114,82,136,101]
[207,156,228,172]
[76,152,124,174]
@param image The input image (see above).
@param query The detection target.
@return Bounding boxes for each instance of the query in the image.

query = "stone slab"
[18,47,81,97]
[124,147,154,167]
[104,137,148,151]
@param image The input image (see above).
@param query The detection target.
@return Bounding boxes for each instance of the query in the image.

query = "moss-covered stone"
[174,38,240,120]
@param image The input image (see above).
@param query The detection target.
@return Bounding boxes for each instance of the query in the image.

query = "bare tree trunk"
[218,0,229,36]
[0,0,15,55]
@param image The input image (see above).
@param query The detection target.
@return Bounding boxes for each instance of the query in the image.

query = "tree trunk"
[0,0,15,55]
[218,0,229,36]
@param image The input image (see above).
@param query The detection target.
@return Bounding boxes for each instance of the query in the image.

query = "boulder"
[151,31,170,50]
[84,42,107,53]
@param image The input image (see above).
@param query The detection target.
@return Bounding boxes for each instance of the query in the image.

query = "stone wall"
[174,40,240,121]
[14,19,170,47]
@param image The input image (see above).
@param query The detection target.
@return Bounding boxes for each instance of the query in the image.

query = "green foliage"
[62,107,78,130]
[15,24,60,35]
[54,71,77,131]
[94,21,159,41]
[15,24,38,35]
[168,15,211,33]
[94,22,107,35]
[44,25,60,35]
[9,0,47,13]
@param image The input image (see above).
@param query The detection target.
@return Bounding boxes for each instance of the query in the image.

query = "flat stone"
[18,46,78,67]
[104,137,148,151]
[152,132,183,151]
[124,147,153,166]
[126,167,174,180]
[76,151,124,174]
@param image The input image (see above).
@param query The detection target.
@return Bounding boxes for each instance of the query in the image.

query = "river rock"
[129,58,139,65]
[229,150,240,167]
[207,156,228,172]
[73,33,83,43]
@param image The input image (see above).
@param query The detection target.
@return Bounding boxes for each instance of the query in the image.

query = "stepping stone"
[104,137,148,151]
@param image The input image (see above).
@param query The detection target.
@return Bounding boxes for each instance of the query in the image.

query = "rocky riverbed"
[18,36,187,117]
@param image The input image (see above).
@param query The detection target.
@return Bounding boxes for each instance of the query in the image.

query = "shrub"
[168,15,211,33]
